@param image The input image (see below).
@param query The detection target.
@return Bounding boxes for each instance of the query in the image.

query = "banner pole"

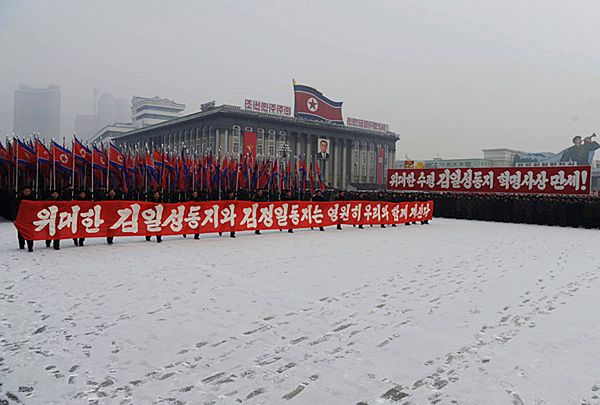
[91,145,95,200]
[15,138,19,195]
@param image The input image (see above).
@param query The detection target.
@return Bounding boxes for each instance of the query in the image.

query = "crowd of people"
[2,186,598,252]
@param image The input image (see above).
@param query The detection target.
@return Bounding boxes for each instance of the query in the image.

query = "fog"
[1,0,599,159]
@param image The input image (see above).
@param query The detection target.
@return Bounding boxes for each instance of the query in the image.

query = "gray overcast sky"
[1,0,599,159]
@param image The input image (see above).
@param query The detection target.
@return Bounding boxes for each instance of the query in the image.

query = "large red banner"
[14,200,434,241]
[387,166,591,195]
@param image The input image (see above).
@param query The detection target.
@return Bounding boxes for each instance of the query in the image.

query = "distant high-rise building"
[13,84,61,140]
[90,95,185,143]
[131,96,185,128]
[74,114,99,140]
[97,93,128,128]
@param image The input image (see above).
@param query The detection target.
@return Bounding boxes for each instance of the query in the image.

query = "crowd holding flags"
[0,135,329,200]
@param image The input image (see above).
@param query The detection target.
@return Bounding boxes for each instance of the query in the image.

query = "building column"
[332,138,338,188]
[341,139,347,189]
[221,129,228,153]
[296,133,302,158]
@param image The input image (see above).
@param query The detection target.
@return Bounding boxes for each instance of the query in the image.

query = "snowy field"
[1,218,599,405]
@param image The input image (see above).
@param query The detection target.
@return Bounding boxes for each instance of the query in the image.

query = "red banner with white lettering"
[387,166,591,195]
[14,200,434,241]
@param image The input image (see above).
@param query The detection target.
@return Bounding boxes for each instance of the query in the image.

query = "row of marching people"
[12,186,428,252]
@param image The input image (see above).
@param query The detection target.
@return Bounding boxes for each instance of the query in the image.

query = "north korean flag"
[34,139,51,165]
[52,142,73,172]
[73,136,92,165]
[293,83,344,124]
[16,140,36,167]
[108,144,126,169]
[93,146,108,170]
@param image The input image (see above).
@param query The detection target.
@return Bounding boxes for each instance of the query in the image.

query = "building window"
[384,145,389,175]
[268,130,276,156]
[278,131,288,156]
[208,127,214,152]
[352,141,359,182]
[369,143,375,183]
[360,142,367,179]
[201,127,207,153]
[232,125,241,154]
[257,128,264,156]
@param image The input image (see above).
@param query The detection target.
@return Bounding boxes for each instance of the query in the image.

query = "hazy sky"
[1,0,599,159]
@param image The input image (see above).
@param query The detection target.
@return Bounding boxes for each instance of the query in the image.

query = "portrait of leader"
[318,138,330,159]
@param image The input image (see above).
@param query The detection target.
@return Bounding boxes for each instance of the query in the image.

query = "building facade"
[113,104,399,189]
[13,84,61,140]
[131,96,185,128]
[482,148,526,167]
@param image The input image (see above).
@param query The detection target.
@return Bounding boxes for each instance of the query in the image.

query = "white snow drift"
[0,219,599,404]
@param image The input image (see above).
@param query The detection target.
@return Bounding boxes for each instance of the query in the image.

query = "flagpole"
[35,143,39,199]
[15,138,19,195]
[71,135,76,195]
[52,140,56,191]
[218,149,222,200]
[235,153,240,193]
[106,142,110,193]
[91,145,95,199]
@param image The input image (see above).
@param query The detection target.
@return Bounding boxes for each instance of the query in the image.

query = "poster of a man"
[561,134,599,165]
[318,138,330,159]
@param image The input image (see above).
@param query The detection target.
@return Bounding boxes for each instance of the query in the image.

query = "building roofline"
[482,148,526,153]
[113,104,400,141]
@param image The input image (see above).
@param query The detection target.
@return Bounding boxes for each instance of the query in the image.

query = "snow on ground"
[1,218,600,405]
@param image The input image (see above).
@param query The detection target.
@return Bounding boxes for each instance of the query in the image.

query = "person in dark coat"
[105,188,118,245]
[281,189,295,233]
[312,190,326,231]
[225,190,237,238]
[72,189,88,246]
[45,189,61,250]
[252,188,268,234]
[188,190,201,240]
[15,186,35,252]
[335,190,346,230]
[145,190,163,243]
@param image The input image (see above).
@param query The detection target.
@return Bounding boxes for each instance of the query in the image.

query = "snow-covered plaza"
[1,218,599,404]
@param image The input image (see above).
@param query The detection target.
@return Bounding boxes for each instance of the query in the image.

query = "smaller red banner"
[243,131,257,158]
